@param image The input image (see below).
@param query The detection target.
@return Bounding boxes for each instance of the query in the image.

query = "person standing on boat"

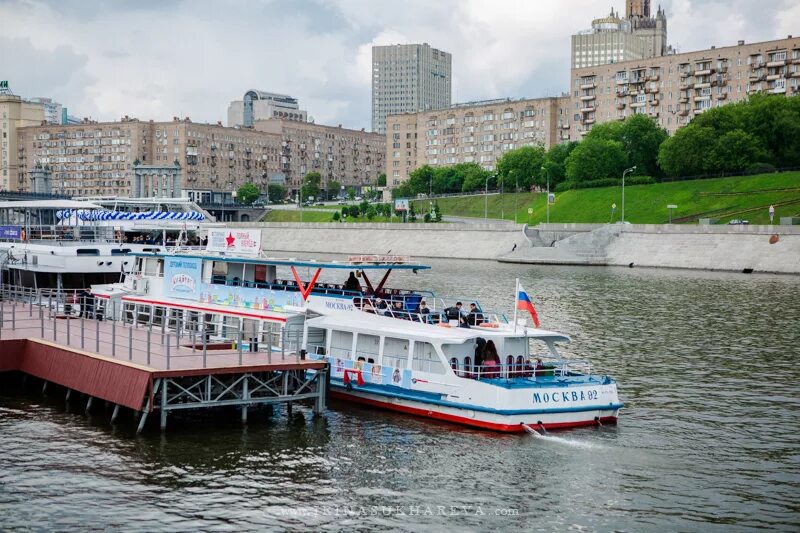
[343,271,361,292]
[418,300,430,322]
[482,340,501,378]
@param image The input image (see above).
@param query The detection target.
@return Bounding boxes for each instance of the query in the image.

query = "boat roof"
[305,312,570,344]
[130,251,431,270]
[0,200,103,209]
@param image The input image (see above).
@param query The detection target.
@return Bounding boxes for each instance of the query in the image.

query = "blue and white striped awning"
[56,209,205,221]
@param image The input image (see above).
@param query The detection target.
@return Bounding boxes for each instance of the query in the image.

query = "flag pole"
[513,278,519,334]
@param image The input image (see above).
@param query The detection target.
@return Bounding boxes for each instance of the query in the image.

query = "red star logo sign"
[225,232,236,247]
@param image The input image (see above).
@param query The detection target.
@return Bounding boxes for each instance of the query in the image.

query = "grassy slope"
[411,172,800,225]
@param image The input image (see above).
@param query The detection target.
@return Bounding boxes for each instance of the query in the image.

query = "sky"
[1,0,798,130]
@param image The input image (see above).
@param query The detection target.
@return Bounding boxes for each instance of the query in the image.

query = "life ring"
[478,322,500,328]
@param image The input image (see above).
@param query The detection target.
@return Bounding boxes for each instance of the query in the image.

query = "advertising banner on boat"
[331,358,412,389]
[206,229,262,256]
[0,226,21,240]
[197,284,303,312]
[163,257,202,299]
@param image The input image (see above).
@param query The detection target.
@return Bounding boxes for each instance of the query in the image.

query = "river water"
[1,260,799,532]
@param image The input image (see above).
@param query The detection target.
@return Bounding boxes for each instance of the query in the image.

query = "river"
[1,260,799,532]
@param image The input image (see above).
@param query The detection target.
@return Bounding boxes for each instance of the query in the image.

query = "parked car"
[315,201,325,206]
[337,199,347,205]
[728,219,750,225]
[354,196,363,201]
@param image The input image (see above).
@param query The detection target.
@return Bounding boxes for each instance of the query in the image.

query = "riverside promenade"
[0,288,327,432]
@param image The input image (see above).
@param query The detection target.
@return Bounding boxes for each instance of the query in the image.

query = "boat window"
[111,249,132,255]
[383,337,409,369]
[330,330,353,359]
[76,249,100,256]
[412,342,445,374]
[356,334,380,362]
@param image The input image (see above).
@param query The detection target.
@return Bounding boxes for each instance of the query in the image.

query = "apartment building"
[385,96,570,186]
[371,43,452,134]
[16,118,283,200]
[569,36,800,139]
[0,94,45,191]
[254,119,386,195]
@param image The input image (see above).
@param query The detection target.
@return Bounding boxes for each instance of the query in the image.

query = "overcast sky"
[1,0,798,130]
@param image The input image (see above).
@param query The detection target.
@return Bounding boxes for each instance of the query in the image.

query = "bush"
[423,213,432,223]
[745,162,777,175]
[554,176,656,192]
[332,211,340,222]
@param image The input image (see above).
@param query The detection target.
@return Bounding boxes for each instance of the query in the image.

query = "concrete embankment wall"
[605,225,800,274]
[231,222,526,260]
[502,224,800,274]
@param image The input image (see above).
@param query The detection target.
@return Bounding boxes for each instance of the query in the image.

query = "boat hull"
[330,385,619,433]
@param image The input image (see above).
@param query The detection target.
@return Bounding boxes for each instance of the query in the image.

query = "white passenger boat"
[89,230,622,433]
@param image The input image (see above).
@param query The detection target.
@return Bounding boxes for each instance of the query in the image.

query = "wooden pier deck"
[0,299,328,432]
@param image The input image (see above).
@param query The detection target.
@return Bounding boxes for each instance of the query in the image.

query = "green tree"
[657,126,717,177]
[459,163,492,192]
[588,114,667,178]
[301,171,322,201]
[236,182,260,205]
[267,183,286,203]
[365,205,378,220]
[332,211,340,222]
[377,173,387,187]
[496,146,546,190]
[543,141,578,186]
[565,138,629,183]
[328,180,342,200]
[709,130,769,172]
[433,202,442,222]
[408,204,417,222]
[406,165,435,196]
[347,188,356,201]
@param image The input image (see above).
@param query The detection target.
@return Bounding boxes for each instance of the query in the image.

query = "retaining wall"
[231,222,525,260]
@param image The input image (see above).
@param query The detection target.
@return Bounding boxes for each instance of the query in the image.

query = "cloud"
[0,0,797,130]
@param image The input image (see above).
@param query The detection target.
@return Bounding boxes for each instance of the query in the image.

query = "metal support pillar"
[241,375,249,424]
[238,325,243,365]
[85,396,93,414]
[42,380,47,394]
[112,321,116,357]
[81,316,85,349]
[160,379,168,431]
[314,365,328,415]
[146,329,151,365]
[128,326,133,361]
[111,404,120,424]
[65,388,71,402]
[166,334,171,370]
[96,319,100,352]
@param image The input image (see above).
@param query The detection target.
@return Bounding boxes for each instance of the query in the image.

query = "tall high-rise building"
[371,43,452,134]
[571,4,668,69]
[227,90,308,128]
[0,86,45,191]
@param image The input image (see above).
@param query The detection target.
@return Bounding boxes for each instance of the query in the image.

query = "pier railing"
[0,285,307,369]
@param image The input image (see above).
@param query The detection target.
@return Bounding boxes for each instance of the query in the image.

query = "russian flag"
[517,284,541,327]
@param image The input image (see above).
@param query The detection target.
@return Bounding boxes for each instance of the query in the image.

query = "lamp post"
[541,166,550,224]
[621,166,636,223]
[484,175,490,221]
[429,173,433,216]
[231,190,238,223]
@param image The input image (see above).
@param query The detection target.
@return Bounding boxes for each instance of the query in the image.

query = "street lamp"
[484,175,491,221]
[541,166,550,224]
[621,166,636,223]
[230,190,238,223]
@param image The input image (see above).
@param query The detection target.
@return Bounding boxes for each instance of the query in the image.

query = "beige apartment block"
[16,118,283,199]
[1,95,45,191]
[569,36,800,139]
[385,96,570,186]
[254,119,386,195]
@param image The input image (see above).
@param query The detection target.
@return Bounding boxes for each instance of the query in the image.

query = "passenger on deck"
[481,340,501,378]
[343,271,361,292]
[418,301,430,322]
[375,297,388,312]
[468,303,484,326]
[534,357,544,376]
[392,300,406,319]
[454,302,470,328]
[474,337,487,366]
[362,299,375,314]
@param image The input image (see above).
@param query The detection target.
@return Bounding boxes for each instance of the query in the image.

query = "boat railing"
[354,296,508,326]
[450,357,591,380]
[0,225,119,244]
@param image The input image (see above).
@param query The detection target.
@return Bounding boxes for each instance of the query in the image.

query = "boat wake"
[521,423,602,449]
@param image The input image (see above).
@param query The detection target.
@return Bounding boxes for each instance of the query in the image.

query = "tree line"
[391,94,800,198]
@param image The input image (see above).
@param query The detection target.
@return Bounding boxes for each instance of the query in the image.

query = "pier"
[0,286,328,432]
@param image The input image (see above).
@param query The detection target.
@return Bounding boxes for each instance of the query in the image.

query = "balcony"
[648,110,659,118]
[766,74,782,81]
[680,83,691,90]
[678,109,690,116]
[694,82,711,89]
[582,118,595,125]
[680,70,693,78]
[651,99,660,106]
[693,107,708,114]
[694,68,713,76]
[678,96,689,103]
[561,123,570,129]
[580,106,596,113]
[694,95,711,101]
[616,79,629,85]
[579,130,589,136]
[647,74,660,82]
[616,103,626,110]
[630,101,646,108]
[767,60,787,67]
[749,72,765,81]
[580,94,596,101]
[580,82,596,90]
[646,87,660,94]
[616,90,629,97]
[717,93,728,100]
